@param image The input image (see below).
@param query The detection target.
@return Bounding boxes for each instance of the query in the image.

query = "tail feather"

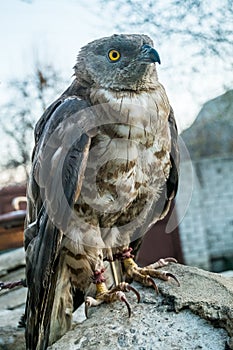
[25,215,62,350]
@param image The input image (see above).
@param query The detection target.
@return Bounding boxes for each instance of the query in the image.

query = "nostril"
[141,44,151,53]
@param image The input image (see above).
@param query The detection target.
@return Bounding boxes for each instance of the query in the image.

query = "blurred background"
[0,0,232,282]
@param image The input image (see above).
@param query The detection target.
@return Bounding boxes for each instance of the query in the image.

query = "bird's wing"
[161,105,179,215]
[25,96,92,350]
[131,106,179,256]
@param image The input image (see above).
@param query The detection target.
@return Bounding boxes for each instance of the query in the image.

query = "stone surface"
[49,301,228,350]
[0,247,25,277]
[0,307,25,350]
[0,263,232,349]
[49,263,232,350]
[0,328,25,350]
[0,286,27,310]
[158,264,233,343]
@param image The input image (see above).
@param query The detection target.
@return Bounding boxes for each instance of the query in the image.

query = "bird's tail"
[25,251,73,349]
[25,215,67,350]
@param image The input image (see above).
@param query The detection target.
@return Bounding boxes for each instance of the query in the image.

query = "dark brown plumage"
[24,34,179,349]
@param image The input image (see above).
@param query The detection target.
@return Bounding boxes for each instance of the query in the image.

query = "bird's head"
[74,34,160,91]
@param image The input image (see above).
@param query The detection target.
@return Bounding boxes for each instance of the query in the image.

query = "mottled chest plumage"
[77,84,172,217]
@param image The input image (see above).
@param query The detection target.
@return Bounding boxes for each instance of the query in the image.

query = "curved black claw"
[163,257,178,263]
[120,294,132,318]
[85,300,90,319]
[147,277,159,294]
[126,285,141,303]
[166,272,180,286]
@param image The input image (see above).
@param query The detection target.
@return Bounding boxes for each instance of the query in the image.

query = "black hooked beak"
[139,44,161,64]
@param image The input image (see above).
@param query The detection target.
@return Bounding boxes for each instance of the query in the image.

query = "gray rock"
[0,308,25,350]
[49,263,232,350]
[0,287,27,311]
[0,248,25,277]
[49,299,228,350]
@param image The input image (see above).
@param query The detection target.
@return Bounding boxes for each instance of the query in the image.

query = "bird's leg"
[120,248,180,293]
[85,268,140,318]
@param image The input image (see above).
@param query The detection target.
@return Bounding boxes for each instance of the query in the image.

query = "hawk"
[24,34,179,349]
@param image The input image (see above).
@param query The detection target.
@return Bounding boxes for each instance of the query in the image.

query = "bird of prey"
[24,34,179,349]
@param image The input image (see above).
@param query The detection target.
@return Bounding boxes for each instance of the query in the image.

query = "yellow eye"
[108,49,121,62]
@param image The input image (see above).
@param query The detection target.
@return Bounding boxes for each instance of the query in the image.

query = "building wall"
[177,156,233,271]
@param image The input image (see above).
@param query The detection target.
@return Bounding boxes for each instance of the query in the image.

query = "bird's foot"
[122,249,180,293]
[85,269,140,318]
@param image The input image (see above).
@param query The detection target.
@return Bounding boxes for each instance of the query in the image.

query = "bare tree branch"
[97,0,233,72]
[0,62,64,180]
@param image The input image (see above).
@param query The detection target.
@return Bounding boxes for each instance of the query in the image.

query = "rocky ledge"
[48,263,233,350]
[0,259,232,350]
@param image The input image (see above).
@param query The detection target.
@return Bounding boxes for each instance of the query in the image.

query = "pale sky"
[0,0,229,132]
